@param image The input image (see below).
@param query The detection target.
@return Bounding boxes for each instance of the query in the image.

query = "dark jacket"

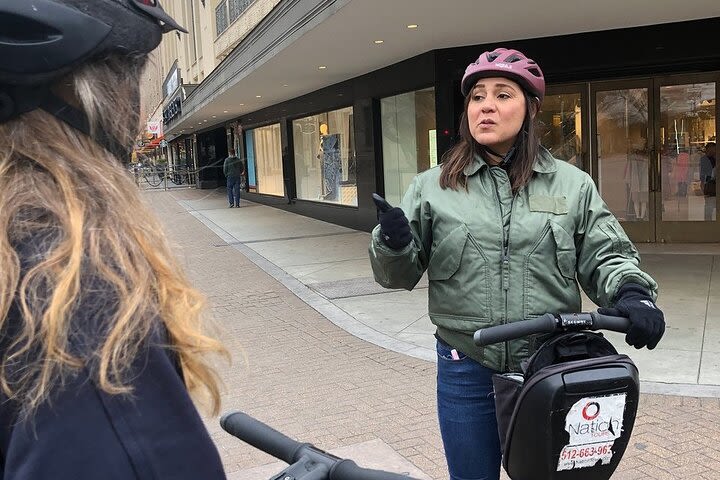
[223,155,245,178]
[0,234,226,479]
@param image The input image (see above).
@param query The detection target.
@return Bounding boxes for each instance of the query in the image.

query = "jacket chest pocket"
[549,221,576,279]
[527,220,577,278]
[427,225,467,281]
[427,225,491,327]
[524,220,580,317]
[526,194,575,279]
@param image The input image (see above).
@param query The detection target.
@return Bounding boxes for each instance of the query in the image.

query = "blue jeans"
[436,339,502,480]
[227,176,241,206]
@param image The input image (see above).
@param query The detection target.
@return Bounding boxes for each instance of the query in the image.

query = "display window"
[292,107,356,206]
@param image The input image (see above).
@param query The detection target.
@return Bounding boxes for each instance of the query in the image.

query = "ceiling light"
[212,115,216,118]
[407,24,418,29]
[283,84,289,87]
[239,103,245,106]
[374,40,384,44]
[223,110,228,113]
[256,95,262,98]
[318,65,327,70]
[198,122,202,125]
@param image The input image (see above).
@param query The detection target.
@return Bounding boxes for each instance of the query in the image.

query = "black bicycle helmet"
[0,0,186,157]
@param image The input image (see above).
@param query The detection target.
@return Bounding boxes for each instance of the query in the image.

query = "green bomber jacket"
[368,148,657,372]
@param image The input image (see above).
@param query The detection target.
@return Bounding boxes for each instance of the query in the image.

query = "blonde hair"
[0,55,226,418]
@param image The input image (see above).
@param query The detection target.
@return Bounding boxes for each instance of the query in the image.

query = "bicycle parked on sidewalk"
[132,162,196,188]
[474,311,639,480]
[168,165,193,185]
[221,412,420,480]
[141,164,164,187]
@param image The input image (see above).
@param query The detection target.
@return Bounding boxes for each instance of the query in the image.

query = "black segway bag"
[493,332,639,480]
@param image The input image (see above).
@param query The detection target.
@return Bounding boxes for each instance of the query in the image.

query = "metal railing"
[131,164,198,191]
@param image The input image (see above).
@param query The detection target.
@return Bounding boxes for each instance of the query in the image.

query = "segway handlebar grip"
[590,311,632,333]
[473,313,557,346]
[220,411,306,464]
[330,459,417,480]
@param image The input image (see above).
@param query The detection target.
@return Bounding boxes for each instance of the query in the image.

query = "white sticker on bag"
[556,393,626,471]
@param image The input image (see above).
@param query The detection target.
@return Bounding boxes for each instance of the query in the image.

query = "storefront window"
[246,123,284,196]
[538,93,583,169]
[380,88,436,206]
[596,88,650,222]
[293,107,356,206]
[659,82,716,222]
[184,138,194,169]
[176,142,185,168]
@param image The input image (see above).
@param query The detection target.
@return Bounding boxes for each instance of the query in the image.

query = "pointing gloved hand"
[598,283,665,350]
[372,194,413,250]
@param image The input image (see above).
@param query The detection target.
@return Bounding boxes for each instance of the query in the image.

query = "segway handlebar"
[221,411,305,464]
[220,411,419,480]
[473,311,631,347]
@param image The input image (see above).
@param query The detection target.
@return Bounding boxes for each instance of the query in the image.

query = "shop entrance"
[543,73,717,243]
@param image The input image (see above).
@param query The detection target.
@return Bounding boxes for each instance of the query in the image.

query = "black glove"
[598,283,665,350]
[372,194,412,250]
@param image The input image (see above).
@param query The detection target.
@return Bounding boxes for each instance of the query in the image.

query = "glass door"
[591,80,655,242]
[654,75,717,242]
[541,84,589,173]
[591,75,718,243]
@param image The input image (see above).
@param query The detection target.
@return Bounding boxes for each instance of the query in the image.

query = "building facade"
[153,0,720,243]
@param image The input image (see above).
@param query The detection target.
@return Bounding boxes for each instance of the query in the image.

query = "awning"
[165,0,718,136]
[136,135,165,154]
[142,135,165,150]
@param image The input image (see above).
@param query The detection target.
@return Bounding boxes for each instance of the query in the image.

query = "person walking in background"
[224,148,245,208]
[369,47,665,480]
[0,1,227,478]
[700,142,716,220]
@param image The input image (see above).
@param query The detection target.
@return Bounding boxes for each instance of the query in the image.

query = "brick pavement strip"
[147,189,720,480]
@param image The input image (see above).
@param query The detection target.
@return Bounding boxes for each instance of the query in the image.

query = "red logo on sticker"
[582,402,600,421]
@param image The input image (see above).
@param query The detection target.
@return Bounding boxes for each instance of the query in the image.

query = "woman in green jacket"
[368,48,665,480]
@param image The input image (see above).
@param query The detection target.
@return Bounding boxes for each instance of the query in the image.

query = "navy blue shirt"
[0,233,226,479]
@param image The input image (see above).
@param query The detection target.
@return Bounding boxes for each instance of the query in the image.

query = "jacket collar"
[462,146,558,176]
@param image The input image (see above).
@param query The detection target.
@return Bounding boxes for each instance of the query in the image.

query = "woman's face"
[467,77,527,155]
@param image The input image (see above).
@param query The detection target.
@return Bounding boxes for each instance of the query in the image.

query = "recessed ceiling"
[169,0,720,135]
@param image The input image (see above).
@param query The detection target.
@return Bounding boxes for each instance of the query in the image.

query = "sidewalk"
[148,187,720,479]
[172,187,720,396]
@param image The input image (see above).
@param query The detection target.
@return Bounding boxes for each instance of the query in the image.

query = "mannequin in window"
[624,139,649,220]
[318,122,341,201]
[674,149,690,199]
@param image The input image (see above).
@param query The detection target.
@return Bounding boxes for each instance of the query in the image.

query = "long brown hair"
[439,90,541,192]
[0,55,226,418]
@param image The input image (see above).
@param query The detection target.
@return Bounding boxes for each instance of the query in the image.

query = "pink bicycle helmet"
[461,48,545,101]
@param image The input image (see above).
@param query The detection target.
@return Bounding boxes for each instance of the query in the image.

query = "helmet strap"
[1,84,130,162]
[40,94,131,163]
[482,144,517,168]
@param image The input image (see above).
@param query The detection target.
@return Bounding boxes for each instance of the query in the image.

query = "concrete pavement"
[148,186,720,479]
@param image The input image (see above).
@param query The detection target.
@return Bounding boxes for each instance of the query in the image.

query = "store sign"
[162,62,181,99]
[147,121,162,135]
[163,97,182,125]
